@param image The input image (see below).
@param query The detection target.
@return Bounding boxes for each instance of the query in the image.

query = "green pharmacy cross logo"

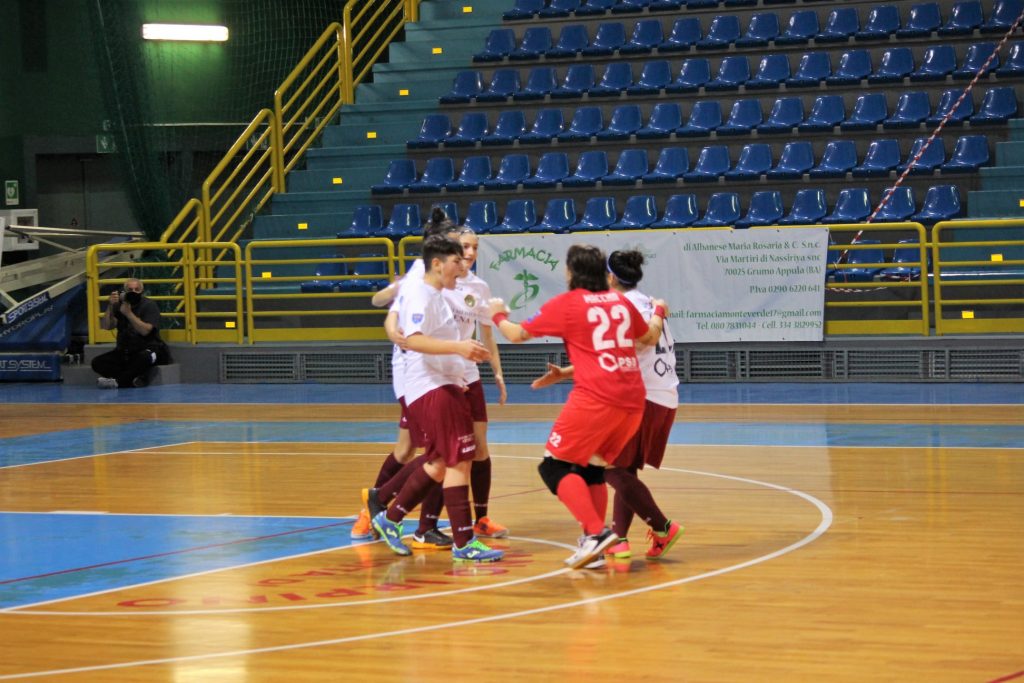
[510,270,539,310]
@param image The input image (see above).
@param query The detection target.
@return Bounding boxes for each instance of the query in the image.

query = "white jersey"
[625,288,679,409]
[398,278,465,405]
[388,259,426,400]
[442,270,493,385]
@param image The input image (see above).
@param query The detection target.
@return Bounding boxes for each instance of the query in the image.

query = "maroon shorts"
[398,397,424,449]
[405,384,477,467]
[617,400,677,470]
[465,380,488,423]
[546,391,643,467]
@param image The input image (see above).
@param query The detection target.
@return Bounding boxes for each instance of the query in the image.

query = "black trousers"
[91,348,155,388]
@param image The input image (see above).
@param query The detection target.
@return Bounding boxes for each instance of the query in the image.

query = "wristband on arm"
[491,311,509,326]
[653,305,667,319]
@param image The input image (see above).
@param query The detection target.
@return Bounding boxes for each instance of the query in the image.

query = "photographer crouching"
[91,278,171,388]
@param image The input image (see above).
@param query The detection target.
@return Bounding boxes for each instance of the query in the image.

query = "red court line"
[988,671,1024,683]
[0,520,351,585]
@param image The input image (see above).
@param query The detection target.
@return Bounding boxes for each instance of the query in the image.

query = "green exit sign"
[4,180,18,206]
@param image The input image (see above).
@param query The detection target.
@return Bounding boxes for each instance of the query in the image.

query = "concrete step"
[305,144,406,170]
[286,165,387,193]
[418,0,506,23]
[353,77,454,104]
[966,189,1024,217]
[252,212,355,240]
[338,98,438,122]
[1008,118,1024,141]
[270,191,369,216]
[995,140,1024,166]
[978,165,1024,191]
[322,119,423,147]
[63,362,182,387]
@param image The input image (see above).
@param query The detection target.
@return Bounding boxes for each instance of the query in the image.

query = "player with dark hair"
[488,244,668,569]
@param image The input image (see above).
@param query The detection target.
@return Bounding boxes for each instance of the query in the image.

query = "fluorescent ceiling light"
[142,23,229,42]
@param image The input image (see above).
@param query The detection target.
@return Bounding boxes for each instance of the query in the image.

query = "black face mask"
[124,290,142,306]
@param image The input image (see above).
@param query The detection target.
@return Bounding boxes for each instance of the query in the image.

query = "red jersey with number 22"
[521,289,648,412]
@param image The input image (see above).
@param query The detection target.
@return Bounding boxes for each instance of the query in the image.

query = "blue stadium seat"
[747,54,791,89]
[582,22,627,55]
[873,186,917,222]
[835,239,885,282]
[911,45,957,81]
[603,148,649,184]
[897,137,946,174]
[938,0,983,35]
[736,191,785,228]
[824,188,871,223]
[698,15,741,49]
[482,110,527,145]
[510,27,553,60]
[533,198,577,234]
[552,64,597,98]
[724,0,757,6]
[371,159,416,194]
[548,24,590,58]
[779,189,828,225]
[972,87,1018,123]
[590,62,634,96]
[380,205,422,239]
[515,66,558,100]
[652,194,700,228]
[627,60,673,94]
[611,195,659,228]
[799,95,845,132]
[523,152,571,188]
[340,205,384,238]
[787,52,832,87]
[706,56,751,90]
[650,0,687,10]
[432,202,460,226]
[776,10,819,44]
[842,93,888,130]
[897,2,941,37]
[684,145,731,181]
[694,193,741,227]
[884,91,930,128]
[996,44,1024,76]
[678,100,723,136]
[342,255,389,290]
[818,7,860,42]
[447,112,488,147]
[660,17,702,51]
[483,154,531,189]
[954,43,998,79]
[301,258,348,293]
[927,89,974,125]
[810,140,857,178]
[868,47,915,83]
[827,49,872,85]
[408,157,454,193]
[620,19,664,54]
[504,0,544,20]
[686,0,718,8]
[852,139,901,177]
[637,102,683,139]
[475,29,516,62]
[559,106,604,141]
[540,0,581,19]
[667,58,712,92]
[737,13,781,47]
[857,5,901,40]
[492,199,538,234]
[912,185,962,223]
[577,0,618,15]
[477,69,520,102]
[441,71,484,104]
[642,146,689,182]
[767,141,814,178]
[616,0,655,11]
[982,0,1024,32]
[597,104,644,140]
[572,196,618,231]
[448,156,493,191]
[465,200,499,233]
[520,109,565,144]
[718,99,763,135]
[408,114,452,149]
[563,150,609,187]
[758,97,804,133]
[880,239,928,280]
[725,143,773,179]
[941,134,990,171]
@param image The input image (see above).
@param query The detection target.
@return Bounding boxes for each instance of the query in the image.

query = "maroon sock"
[611,466,638,538]
[556,473,604,536]
[604,468,668,533]
[442,485,474,547]
[416,482,445,535]
[374,453,404,488]
[470,458,491,522]
[589,483,608,521]
[377,453,429,504]
[386,464,437,524]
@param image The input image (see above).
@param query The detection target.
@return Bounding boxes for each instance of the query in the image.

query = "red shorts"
[405,384,477,467]
[546,391,643,467]
[398,397,424,449]
[465,380,488,423]
[617,400,677,470]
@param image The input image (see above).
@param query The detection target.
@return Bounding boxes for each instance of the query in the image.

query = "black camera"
[119,290,142,306]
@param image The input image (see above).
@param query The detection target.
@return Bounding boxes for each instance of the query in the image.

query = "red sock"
[386,464,436,523]
[416,482,444,535]
[604,468,668,533]
[588,483,608,521]
[556,473,604,536]
[374,453,404,488]
[470,458,491,521]
[378,453,429,504]
[442,485,474,547]
[611,466,638,538]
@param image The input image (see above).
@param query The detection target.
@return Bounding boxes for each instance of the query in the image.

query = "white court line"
[0,441,197,471]
[0,465,833,679]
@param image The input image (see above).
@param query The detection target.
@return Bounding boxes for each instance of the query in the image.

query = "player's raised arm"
[487,298,533,344]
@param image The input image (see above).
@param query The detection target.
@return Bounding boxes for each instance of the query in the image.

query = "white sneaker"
[97,377,118,389]
[584,556,606,570]
[565,527,617,569]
